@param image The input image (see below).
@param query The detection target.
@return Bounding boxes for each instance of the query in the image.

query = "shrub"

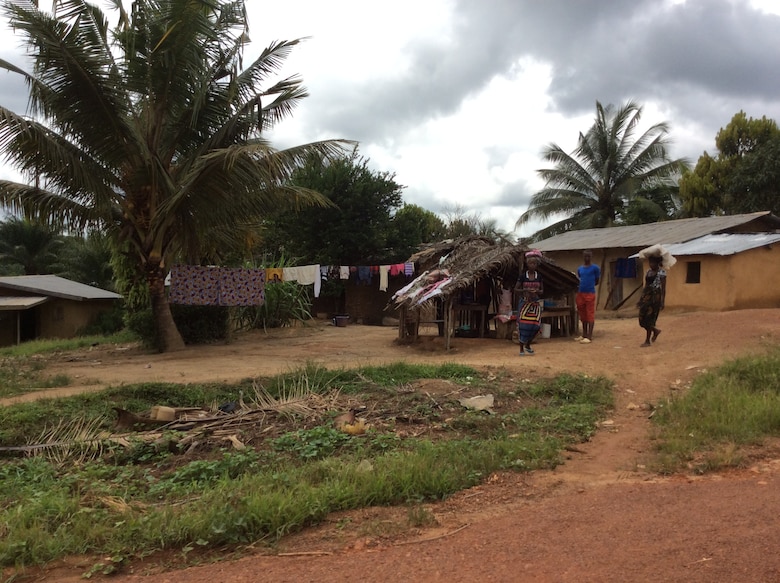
[125,306,229,348]
[171,305,230,344]
[77,305,126,336]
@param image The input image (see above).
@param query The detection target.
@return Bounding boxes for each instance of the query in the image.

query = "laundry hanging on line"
[168,265,265,306]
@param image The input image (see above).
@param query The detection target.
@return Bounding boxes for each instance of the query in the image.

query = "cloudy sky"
[1,0,780,237]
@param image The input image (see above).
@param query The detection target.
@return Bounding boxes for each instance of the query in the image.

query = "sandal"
[525,346,535,355]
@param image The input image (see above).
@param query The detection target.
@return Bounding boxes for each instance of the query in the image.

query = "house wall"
[543,244,780,312]
[0,288,117,346]
[36,298,115,338]
[661,245,780,311]
[539,248,642,310]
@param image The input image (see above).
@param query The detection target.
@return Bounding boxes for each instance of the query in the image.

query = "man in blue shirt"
[576,250,600,344]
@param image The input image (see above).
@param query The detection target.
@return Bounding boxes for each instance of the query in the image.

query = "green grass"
[0,331,140,399]
[651,347,780,473]
[0,363,614,571]
[0,330,137,358]
[262,361,479,396]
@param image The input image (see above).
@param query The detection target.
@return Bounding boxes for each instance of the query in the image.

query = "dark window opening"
[686,261,701,284]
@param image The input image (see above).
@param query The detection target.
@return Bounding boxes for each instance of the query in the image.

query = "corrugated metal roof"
[534,212,780,251]
[652,233,780,257]
[0,275,122,301]
[0,296,49,310]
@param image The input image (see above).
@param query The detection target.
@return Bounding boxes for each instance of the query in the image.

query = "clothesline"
[168,262,417,306]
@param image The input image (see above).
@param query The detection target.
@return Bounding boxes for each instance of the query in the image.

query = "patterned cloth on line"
[169,265,221,306]
[220,268,265,306]
[169,265,265,306]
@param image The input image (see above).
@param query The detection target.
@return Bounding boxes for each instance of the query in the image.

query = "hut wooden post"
[568,291,578,337]
[444,297,452,350]
[398,307,406,340]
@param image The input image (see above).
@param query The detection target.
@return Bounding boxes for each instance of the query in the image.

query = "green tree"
[517,101,688,240]
[263,151,405,265]
[0,0,347,351]
[386,204,446,260]
[680,111,780,216]
[0,216,62,275]
[57,230,115,291]
[621,182,682,225]
[678,153,725,217]
[441,205,512,242]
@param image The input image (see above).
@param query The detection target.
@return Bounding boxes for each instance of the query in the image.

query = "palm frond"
[251,378,315,418]
[520,100,689,237]
[26,415,111,464]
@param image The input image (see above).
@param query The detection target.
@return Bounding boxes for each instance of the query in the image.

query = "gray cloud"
[2,0,779,228]
[300,0,780,158]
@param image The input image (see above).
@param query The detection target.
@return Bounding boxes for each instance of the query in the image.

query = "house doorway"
[19,308,38,342]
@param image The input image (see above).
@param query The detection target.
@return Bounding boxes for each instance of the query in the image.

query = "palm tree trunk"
[148,269,185,352]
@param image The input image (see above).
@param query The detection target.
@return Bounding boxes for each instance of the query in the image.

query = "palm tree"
[516,101,688,241]
[0,0,348,351]
[56,230,116,291]
[0,217,63,275]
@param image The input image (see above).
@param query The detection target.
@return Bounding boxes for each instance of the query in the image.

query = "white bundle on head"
[637,244,676,269]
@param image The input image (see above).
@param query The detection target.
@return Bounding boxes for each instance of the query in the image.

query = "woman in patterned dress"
[514,253,544,355]
[637,254,666,347]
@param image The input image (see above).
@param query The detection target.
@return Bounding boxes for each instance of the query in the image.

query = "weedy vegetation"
[0,362,613,575]
[651,346,780,473]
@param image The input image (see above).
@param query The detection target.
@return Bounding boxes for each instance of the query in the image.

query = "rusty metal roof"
[0,296,49,310]
[534,212,780,251]
[0,275,121,301]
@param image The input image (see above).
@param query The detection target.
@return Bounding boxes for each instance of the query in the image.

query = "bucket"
[333,315,350,327]
[540,323,551,339]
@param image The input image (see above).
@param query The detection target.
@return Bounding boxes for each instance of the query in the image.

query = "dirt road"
[8,309,780,582]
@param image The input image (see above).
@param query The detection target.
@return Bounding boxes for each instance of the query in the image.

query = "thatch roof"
[391,236,578,312]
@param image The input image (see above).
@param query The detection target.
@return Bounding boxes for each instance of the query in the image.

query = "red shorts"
[576,292,596,323]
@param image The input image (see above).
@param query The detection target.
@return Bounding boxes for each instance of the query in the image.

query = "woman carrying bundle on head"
[514,251,544,355]
[636,245,674,347]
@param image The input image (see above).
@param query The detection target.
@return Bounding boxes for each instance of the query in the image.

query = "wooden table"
[540,306,574,337]
[452,303,488,338]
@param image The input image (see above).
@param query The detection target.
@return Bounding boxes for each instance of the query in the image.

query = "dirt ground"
[7,308,780,582]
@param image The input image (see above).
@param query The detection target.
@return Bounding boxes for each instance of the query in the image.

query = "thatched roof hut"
[390,236,579,349]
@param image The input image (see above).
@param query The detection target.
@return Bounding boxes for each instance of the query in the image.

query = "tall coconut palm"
[0,0,348,351]
[516,101,688,241]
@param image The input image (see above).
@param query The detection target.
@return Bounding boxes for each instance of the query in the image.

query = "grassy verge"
[0,330,137,359]
[651,347,780,473]
[0,331,139,400]
[0,364,612,572]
